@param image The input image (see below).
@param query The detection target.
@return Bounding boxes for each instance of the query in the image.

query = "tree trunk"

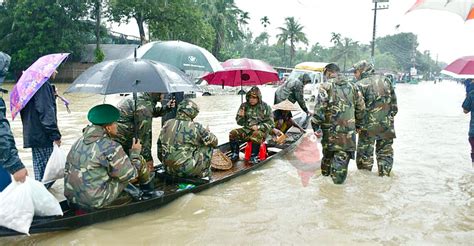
[135,14,146,45]
[94,0,101,51]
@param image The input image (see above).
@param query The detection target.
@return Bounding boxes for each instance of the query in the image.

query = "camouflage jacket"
[115,93,172,162]
[236,87,274,133]
[311,75,365,152]
[356,74,397,139]
[64,125,140,210]
[274,78,309,113]
[157,100,218,167]
[0,98,25,174]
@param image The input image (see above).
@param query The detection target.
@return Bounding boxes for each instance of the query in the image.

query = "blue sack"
[0,166,12,192]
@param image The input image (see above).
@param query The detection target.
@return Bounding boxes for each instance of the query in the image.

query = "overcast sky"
[112,0,474,64]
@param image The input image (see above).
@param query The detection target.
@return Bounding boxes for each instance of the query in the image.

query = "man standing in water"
[311,63,365,184]
[351,60,398,176]
[462,90,474,167]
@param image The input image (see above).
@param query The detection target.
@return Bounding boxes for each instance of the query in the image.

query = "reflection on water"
[0,81,473,245]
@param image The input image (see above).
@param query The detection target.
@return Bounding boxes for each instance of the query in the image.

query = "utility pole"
[371,0,389,62]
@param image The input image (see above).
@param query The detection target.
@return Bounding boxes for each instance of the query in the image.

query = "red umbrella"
[441,56,474,78]
[202,58,279,87]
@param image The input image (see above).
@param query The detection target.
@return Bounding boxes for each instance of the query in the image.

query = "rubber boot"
[230,140,240,162]
[140,174,164,200]
[250,143,261,165]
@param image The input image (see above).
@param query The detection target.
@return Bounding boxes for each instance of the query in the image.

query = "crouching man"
[64,104,159,211]
[158,99,218,179]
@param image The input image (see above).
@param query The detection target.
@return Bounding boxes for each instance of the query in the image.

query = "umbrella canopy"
[135,40,223,80]
[441,56,474,78]
[66,58,200,95]
[407,0,474,21]
[10,53,69,120]
[202,58,279,87]
[0,52,11,85]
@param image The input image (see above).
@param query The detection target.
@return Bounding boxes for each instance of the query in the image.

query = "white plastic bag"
[0,179,34,235]
[28,177,63,216]
[42,143,67,183]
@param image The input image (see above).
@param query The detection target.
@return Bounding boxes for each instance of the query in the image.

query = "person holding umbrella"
[229,86,274,164]
[115,92,176,171]
[19,69,61,188]
[0,51,28,191]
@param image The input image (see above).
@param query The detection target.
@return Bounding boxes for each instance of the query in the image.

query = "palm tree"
[260,16,270,29]
[330,33,359,71]
[201,0,243,59]
[277,17,308,66]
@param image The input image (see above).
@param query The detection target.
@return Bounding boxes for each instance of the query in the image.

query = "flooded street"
[1,81,473,245]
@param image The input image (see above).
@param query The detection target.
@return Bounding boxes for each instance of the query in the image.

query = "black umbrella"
[66,58,200,95]
[66,57,200,138]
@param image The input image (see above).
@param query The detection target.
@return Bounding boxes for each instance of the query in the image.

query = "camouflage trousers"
[321,149,352,184]
[164,146,213,178]
[229,127,268,144]
[356,132,394,176]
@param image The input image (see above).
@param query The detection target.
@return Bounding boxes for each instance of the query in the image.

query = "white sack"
[42,143,67,183]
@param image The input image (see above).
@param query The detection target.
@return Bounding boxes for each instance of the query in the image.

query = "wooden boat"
[0,133,302,237]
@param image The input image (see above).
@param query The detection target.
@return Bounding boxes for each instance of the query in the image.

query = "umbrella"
[441,56,474,78]
[201,58,279,101]
[65,58,200,95]
[10,53,69,120]
[134,40,223,80]
[406,0,474,21]
[0,52,11,93]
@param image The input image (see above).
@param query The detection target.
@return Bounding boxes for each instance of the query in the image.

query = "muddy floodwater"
[0,81,473,245]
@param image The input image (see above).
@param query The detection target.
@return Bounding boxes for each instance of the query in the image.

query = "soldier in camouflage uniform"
[157,99,218,178]
[229,86,274,164]
[64,104,155,211]
[115,92,175,170]
[352,60,398,176]
[311,63,365,184]
[274,73,312,116]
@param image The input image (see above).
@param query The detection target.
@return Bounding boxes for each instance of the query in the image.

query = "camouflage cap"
[177,99,199,120]
[87,104,120,125]
[352,60,374,74]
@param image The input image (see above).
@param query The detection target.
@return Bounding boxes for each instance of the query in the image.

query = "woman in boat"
[64,104,157,211]
[157,99,218,179]
[272,99,306,137]
[229,86,274,164]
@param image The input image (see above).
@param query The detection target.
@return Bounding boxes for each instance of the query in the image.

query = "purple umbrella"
[10,53,69,120]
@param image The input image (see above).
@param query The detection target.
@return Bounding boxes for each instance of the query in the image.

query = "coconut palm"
[330,32,359,71]
[277,17,308,66]
[260,16,270,29]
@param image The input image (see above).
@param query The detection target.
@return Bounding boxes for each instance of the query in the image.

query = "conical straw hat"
[272,99,300,111]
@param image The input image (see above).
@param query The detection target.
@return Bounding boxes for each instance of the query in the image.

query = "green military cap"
[87,104,120,125]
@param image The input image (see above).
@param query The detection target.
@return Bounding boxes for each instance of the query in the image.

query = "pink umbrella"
[10,53,69,120]
[202,58,279,102]
[441,56,474,78]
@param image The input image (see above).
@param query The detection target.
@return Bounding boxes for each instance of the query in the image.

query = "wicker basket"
[211,149,233,170]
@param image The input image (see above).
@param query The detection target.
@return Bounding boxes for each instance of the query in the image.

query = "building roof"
[81,44,137,63]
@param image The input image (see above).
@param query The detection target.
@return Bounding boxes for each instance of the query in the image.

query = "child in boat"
[64,104,159,211]
[157,99,218,179]
[228,86,274,164]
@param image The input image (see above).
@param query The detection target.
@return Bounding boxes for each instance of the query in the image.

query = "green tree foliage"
[107,0,160,44]
[0,0,89,77]
[329,32,360,71]
[148,0,215,51]
[277,17,308,67]
[201,0,244,60]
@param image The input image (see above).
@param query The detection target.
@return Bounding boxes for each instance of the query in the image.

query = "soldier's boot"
[140,173,164,200]
[229,140,240,162]
[321,157,331,176]
[249,143,261,165]
[330,154,349,185]
[377,157,393,177]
